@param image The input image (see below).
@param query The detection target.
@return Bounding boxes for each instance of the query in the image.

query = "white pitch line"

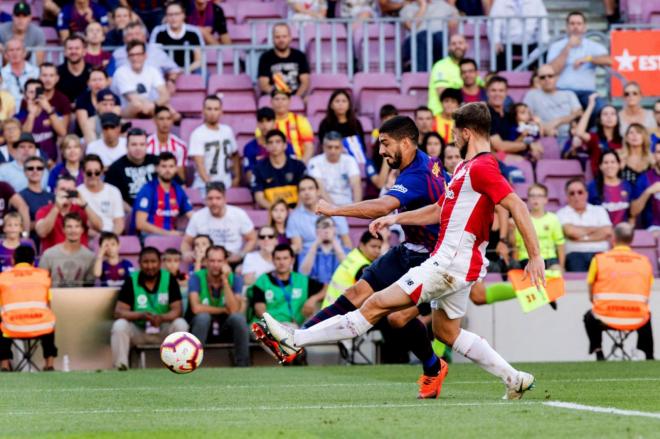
[544,401,660,420]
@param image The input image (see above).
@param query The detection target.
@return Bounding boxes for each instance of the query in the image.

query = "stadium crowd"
[0,0,657,371]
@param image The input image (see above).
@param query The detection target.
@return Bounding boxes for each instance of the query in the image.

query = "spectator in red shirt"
[84,21,111,68]
[459,59,486,104]
[39,62,72,133]
[35,175,103,252]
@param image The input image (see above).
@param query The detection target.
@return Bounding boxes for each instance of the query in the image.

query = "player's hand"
[316,199,336,216]
[369,215,396,237]
[523,256,546,291]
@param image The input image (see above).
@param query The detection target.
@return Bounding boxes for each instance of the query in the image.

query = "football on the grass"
[160,332,204,374]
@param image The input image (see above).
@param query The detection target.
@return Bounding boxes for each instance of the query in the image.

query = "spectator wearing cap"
[0,2,45,65]
[150,1,204,71]
[0,37,38,104]
[56,0,109,42]
[86,113,127,168]
[77,154,125,235]
[271,89,315,163]
[113,40,178,120]
[257,23,310,98]
[182,182,257,265]
[189,95,239,191]
[187,0,231,45]
[75,68,115,144]
[56,35,93,105]
[19,155,53,239]
[147,106,188,181]
[39,63,72,131]
[134,152,192,238]
[252,129,307,210]
[242,107,295,184]
[0,133,49,192]
[308,131,362,206]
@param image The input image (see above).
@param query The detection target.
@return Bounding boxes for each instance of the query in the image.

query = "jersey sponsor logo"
[445,188,455,199]
[389,184,408,194]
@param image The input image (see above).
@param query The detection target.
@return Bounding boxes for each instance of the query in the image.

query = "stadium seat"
[401,72,430,105]
[499,71,532,102]
[144,235,184,253]
[219,95,257,118]
[306,93,331,119]
[236,1,285,23]
[118,235,142,266]
[207,74,255,100]
[43,27,59,45]
[536,159,583,204]
[226,187,254,209]
[371,94,418,125]
[169,94,205,118]
[309,73,351,96]
[463,21,490,67]
[354,22,396,72]
[539,137,561,160]
[244,209,270,228]
[353,72,399,116]
[184,187,204,209]
[349,226,368,246]
[180,118,203,143]
[219,2,237,24]
[175,74,206,92]
[503,156,533,184]
[303,23,349,73]
[257,94,304,113]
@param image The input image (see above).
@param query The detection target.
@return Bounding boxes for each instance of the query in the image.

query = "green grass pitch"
[1,361,659,438]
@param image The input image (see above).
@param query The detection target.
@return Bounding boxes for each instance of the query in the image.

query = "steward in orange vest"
[0,245,58,372]
[583,223,654,361]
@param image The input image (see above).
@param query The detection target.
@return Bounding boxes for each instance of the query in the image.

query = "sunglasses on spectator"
[568,189,585,196]
[538,74,554,80]
[258,234,275,239]
[624,91,639,97]
[25,166,44,172]
[85,170,102,177]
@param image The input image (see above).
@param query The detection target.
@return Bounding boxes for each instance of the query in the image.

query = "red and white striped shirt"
[146,133,188,167]
[432,153,512,282]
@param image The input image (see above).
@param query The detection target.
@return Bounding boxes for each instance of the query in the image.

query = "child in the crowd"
[0,212,33,271]
[93,232,132,287]
[163,248,189,312]
[192,234,212,272]
[434,88,462,144]
[508,103,543,161]
[561,116,589,168]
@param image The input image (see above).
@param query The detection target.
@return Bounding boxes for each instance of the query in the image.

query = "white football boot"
[503,371,536,400]
[262,313,301,356]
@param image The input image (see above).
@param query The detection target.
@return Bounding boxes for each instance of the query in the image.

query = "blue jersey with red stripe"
[134,180,192,231]
[385,151,444,251]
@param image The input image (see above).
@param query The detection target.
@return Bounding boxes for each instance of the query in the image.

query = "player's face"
[378,134,404,169]
[140,253,161,278]
[323,140,343,163]
[415,111,434,133]
[360,239,382,261]
[203,100,222,124]
[155,110,173,133]
[206,249,226,277]
[63,219,83,243]
[273,250,293,274]
[206,189,226,216]
[157,159,177,182]
[527,188,547,211]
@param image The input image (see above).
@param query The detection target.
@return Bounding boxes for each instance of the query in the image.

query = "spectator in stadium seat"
[131,1,166,32]
[248,243,326,327]
[459,58,487,104]
[86,113,127,168]
[252,129,307,209]
[618,82,657,136]
[557,178,612,272]
[0,2,45,66]
[271,90,315,163]
[16,79,67,166]
[0,212,32,271]
[243,107,295,184]
[188,245,249,365]
[299,215,348,284]
[339,0,376,20]
[75,69,114,144]
[0,37,38,104]
[191,235,212,272]
[36,175,103,252]
[39,63,73,132]
[182,182,256,265]
[583,223,654,361]
[573,93,622,177]
[308,131,362,206]
[103,5,131,47]
[286,176,351,255]
[452,0,492,15]
[651,100,660,152]
[111,246,189,371]
[289,0,328,20]
[630,147,660,232]
[378,0,405,16]
[506,103,543,162]
[187,0,231,45]
[0,178,29,232]
[241,225,277,286]
[428,34,469,115]
[414,106,437,146]
[189,95,239,191]
[56,0,108,42]
[269,199,291,246]
[318,90,367,166]
[48,135,84,191]
[546,11,610,113]
[523,64,582,146]
[0,80,16,129]
[435,88,461,144]
[94,231,133,287]
[257,23,310,97]
[400,0,459,73]
[134,152,193,237]
[104,128,158,211]
[84,22,111,69]
[39,212,96,287]
[150,1,204,71]
[77,154,125,235]
[586,151,632,226]
[56,35,93,105]
[0,118,21,162]
[489,0,549,72]
[113,41,177,120]
[441,143,462,178]
[147,106,188,181]
[0,133,49,192]
[20,156,54,237]
[619,124,653,187]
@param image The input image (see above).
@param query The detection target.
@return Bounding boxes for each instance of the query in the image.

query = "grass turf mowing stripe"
[544,401,660,420]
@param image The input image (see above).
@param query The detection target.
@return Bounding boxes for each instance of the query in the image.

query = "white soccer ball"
[160,332,204,374]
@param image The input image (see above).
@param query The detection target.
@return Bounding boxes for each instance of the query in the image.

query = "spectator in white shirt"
[241,225,277,286]
[189,95,240,191]
[0,37,38,104]
[77,153,125,235]
[146,106,187,181]
[181,182,257,264]
[557,178,613,272]
[85,113,127,168]
[308,131,362,206]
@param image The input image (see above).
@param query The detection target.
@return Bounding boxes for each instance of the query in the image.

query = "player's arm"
[370,202,441,236]
[317,195,400,220]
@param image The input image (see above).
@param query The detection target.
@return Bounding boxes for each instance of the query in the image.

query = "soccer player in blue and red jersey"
[134,152,193,237]
[254,116,449,399]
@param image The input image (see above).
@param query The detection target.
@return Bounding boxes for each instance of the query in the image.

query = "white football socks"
[452,329,518,386]
[293,310,373,347]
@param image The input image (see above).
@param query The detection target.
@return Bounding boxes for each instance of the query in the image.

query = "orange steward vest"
[0,264,55,338]
[591,247,652,331]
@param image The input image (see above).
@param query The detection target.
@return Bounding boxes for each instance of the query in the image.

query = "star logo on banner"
[615,49,637,72]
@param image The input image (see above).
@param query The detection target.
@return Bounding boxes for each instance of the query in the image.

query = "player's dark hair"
[39,62,57,73]
[299,175,319,190]
[564,177,587,193]
[13,245,35,265]
[453,102,491,139]
[157,152,177,165]
[360,231,382,245]
[56,174,76,188]
[82,153,104,170]
[379,116,419,146]
[99,231,119,246]
[139,246,161,260]
[265,129,286,143]
[272,243,294,258]
[193,234,212,248]
[205,245,228,259]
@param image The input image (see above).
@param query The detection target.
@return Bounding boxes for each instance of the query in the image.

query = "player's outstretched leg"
[302,280,375,328]
[432,308,535,400]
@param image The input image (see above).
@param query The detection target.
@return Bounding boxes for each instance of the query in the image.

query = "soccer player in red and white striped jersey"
[146,106,188,180]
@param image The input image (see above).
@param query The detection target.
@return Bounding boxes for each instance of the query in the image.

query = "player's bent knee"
[469,286,487,306]
[387,313,408,329]
[344,280,374,307]
[433,325,460,346]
